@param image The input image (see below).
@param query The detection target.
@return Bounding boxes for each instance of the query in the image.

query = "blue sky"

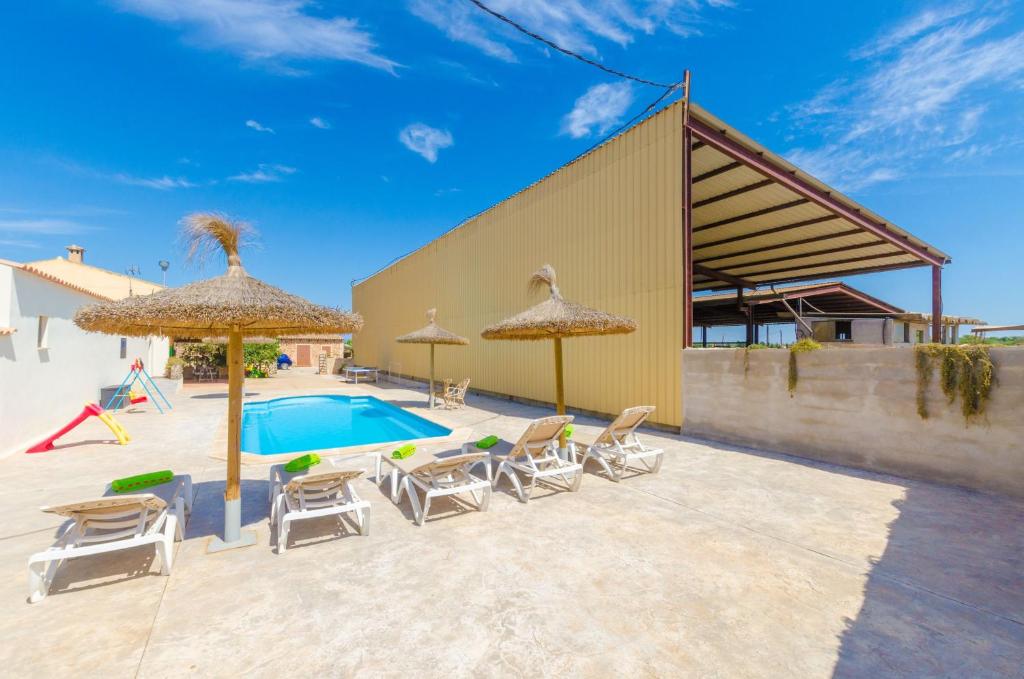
[2,0,1022,332]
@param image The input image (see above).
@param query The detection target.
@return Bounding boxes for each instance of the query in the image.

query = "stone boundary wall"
[682,346,1024,498]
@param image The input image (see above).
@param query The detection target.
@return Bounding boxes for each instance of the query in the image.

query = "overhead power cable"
[580,83,681,153]
[465,0,675,88]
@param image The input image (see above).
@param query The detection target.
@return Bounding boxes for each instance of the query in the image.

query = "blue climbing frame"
[104,364,174,414]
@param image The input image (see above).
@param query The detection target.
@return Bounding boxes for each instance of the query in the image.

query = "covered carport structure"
[680,96,950,346]
[693,281,904,345]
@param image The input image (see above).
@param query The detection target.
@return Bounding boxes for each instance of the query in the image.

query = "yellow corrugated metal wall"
[352,103,683,427]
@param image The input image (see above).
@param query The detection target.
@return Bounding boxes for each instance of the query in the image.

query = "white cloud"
[113,174,197,190]
[228,163,297,183]
[113,0,398,74]
[398,123,454,163]
[0,205,122,217]
[784,146,903,192]
[0,218,97,251]
[309,116,330,129]
[409,0,731,61]
[42,156,198,191]
[409,0,518,62]
[850,3,972,59]
[785,3,1024,190]
[561,82,633,138]
[0,239,41,249]
[245,119,274,133]
[0,218,94,235]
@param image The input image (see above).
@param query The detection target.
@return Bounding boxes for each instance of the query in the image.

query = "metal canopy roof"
[897,312,987,325]
[971,324,1024,333]
[693,281,904,327]
[686,104,950,292]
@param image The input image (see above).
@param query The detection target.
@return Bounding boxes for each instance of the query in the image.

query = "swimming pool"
[241,395,451,456]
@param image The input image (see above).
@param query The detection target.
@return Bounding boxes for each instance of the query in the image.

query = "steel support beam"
[723,252,909,280]
[682,72,694,349]
[693,263,756,289]
[692,161,742,184]
[693,215,840,252]
[694,199,810,234]
[683,145,694,347]
[932,265,943,343]
[693,261,930,291]
[693,179,773,209]
[745,306,754,346]
[698,228,864,263]
[740,284,900,313]
[686,117,947,267]
[698,238,884,269]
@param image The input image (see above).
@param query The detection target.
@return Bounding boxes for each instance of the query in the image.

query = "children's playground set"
[26,359,172,454]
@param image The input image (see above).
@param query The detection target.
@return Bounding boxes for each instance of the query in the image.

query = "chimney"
[66,244,85,263]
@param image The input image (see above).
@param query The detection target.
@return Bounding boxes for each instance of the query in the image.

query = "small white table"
[343,366,379,384]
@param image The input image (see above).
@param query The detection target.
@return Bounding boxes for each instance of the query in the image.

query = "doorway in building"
[296,344,312,367]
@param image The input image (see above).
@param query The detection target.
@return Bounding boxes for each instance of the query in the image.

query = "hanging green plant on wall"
[788,338,821,394]
[915,346,932,419]
[914,344,995,423]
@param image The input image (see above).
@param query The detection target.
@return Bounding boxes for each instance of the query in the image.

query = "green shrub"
[788,338,822,394]
[244,341,280,378]
[914,344,995,423]
[164,356,185,379]
[177,342,226,368]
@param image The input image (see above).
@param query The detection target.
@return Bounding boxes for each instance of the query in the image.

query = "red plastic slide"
[26,403,105,453]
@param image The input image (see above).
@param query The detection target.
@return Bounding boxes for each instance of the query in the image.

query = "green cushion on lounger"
[391,443,416,460]
[475,435,499,449]
[111,470,174,494]
[285,453,321,473]
[564,424,574,439]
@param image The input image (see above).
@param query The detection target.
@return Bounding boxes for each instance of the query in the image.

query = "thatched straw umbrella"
[396,308,469,408]
[200,336,277,344]
[481,265,636,451]
[75,214,363,552]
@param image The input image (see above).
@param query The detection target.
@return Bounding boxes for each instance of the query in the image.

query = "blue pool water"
[241,395,451,455]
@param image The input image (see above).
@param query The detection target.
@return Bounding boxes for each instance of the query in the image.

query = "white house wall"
[0,264,163,456]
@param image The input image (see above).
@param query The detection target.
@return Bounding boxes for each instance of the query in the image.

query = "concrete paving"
[0,369,1021,678]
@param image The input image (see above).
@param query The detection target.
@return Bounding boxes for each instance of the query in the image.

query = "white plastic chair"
[394,452,491,525]
[572,406,664,482]
[28,494,178,603]
[271,469,370,553]
[481,415,583,503]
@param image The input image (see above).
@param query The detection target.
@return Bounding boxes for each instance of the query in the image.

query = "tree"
[243,341,281,377]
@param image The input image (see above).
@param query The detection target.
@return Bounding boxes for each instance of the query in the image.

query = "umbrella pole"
[554,338,568,458]
[208,327,256,552]
[429,343,435,409]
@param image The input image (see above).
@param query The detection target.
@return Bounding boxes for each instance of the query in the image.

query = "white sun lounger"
[270,468,370,553]
[572,406,664,481]
[28,488,187,603]
[390,451,491,525]
[465,415,582,502]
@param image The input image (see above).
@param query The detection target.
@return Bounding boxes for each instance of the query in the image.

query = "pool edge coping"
[208,386,471,466]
